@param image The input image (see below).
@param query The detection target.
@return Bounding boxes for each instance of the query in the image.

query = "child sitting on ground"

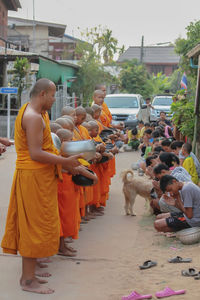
[182,143,199,185]
[128,127,140,150]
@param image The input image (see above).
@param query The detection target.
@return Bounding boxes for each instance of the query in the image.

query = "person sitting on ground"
[137,120,145,139]
[145,154,159,178]
[144,122,151,130]
[152,162,192,213]
[139,134,150,157]
[150,122,156,132]
[154,175,200,232]
[171,141,184,156]
[181,143,199,185]
[179,143,200,178]
[153,145,164,154]
[161,139,172,153]
[128,127,140,150]
[159,121,173,139]
[157,111,172,127]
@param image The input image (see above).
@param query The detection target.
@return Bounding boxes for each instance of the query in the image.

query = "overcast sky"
[8,0,200,49]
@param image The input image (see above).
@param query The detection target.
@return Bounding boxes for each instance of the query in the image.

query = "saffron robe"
[1,103,60,258]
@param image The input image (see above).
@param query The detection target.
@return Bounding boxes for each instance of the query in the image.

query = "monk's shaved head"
[55,118,69,129]
[91,104,101,112]
[95,84,106,90]
[61,106,75,116]
[62,115,74,123]
[88,120,99,129]
[75,106,86,116]
[86,114,93,122]
[56,129,73,142]
[50,122,62,133]
[82,122,90,129]
[85,107,94,116]
[30,78,55,98]
[93,90,104,97]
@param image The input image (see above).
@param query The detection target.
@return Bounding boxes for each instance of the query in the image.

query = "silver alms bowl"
[60,140,96,161]
[51,133,61,150]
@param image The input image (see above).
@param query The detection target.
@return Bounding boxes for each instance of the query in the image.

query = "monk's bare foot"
[65,244,77,253]
[21,278,54,294]
[84,216,91,221]
[58,247,77,257]
[96,207,104,212]
[64,237,74,243]
[87,213,96,219]
[36,261,48,268]
[35,271,52,277]
[20,277,48,286]
[93,211,104,216]
[80,219,88,224]
[37,257,52,263]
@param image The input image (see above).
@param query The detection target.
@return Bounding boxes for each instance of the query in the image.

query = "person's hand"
[153,180,160,189]
[62,154,82,171]
[0,138,14,147]
[92,174,98,185]
[163,194,176,206]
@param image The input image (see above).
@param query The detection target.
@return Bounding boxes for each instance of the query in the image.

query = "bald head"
[56,129,73,142]
[62,115,74,123]
[61,106,75,117]
[88,120,99,129]
[56,117,74,131]
[92,104,101,112]
[93,90,104,97]
[30,78,55,98]
[85,107,94,116]
[75,106,86,116]
[93,90,104,106]
[55,118,69,128]
[50,122,62,133]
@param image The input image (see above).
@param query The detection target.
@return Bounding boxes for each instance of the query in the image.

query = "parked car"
[150,94,173,121]
[104,94,144,128]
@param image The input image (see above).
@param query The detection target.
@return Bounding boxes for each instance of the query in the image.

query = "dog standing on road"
[121,170,153,216]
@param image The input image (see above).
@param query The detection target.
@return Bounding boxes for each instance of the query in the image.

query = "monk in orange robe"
[1,79,82,295]
[87,121,114,209]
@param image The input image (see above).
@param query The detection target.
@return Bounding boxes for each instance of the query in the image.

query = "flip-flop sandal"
[155,287,186,298]
[168,256,192,263]
[139,260,157,270]
[181,268,198,277]
[194,272,200,280]
[122,291,152,300]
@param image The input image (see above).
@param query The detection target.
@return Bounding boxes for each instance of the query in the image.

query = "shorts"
[166,212,191,231]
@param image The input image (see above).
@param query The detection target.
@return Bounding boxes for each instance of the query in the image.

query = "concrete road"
[0,149,191,300]
[0,149,144,300]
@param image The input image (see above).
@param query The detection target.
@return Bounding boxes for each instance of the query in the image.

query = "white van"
[104,94,145,127]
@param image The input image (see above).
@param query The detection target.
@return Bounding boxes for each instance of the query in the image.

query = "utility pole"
[140,35,144,64]
[32,0,36,52]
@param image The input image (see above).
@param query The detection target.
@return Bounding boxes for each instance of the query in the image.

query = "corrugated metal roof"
[118,46,180,64]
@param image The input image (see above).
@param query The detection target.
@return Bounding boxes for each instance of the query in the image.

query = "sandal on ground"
[155,287,186,298]
[139,260,157,270]
[194,272,200,280]
[122,291,152,300]
[181,268,198,277]
[168,256,192,263]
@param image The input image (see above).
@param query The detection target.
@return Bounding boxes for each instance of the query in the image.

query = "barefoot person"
[1,78,81,294]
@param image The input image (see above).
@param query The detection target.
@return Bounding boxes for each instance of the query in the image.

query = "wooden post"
[193,55,200,159]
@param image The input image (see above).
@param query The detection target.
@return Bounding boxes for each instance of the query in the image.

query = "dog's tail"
[120,169,134,184]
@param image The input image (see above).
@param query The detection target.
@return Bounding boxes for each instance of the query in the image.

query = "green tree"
[72,41,113,105]
[119,59,153,98]
[11,57,31,107]
[174,20,200,93]
[149,72,170,95]
[97,29,118,64]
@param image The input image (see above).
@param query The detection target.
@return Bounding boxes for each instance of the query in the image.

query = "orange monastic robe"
[73,125,93,214]
[102,102,112,124]
[1,103,60,258]
[58,173,80,239]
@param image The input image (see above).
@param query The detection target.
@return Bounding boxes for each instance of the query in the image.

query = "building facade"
[7,16,66,57]
[118,46,180,76]
[0,0,21,46]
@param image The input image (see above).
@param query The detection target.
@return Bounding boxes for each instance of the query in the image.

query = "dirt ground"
[0,148,200,299]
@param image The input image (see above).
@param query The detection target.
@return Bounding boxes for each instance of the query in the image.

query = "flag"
[180,72,187,90]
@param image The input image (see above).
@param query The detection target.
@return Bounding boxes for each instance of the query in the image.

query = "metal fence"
[50,85,83,120]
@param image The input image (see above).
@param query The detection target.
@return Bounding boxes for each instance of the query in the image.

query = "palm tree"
[98,29,118,64]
